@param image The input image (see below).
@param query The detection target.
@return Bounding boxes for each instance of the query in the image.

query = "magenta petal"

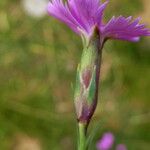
[97,132,115,150]
[47,0,109,35]
[47,0,150,41]
[96,1,109,26]
[47,0,81,33]
[101,16,150,42]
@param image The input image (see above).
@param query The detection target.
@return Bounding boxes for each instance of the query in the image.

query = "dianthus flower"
[97,132,127,150]
[48,0,150,42]
[47,1,150,149]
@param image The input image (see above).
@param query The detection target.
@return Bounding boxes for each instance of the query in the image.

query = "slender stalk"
[78,123,87,150]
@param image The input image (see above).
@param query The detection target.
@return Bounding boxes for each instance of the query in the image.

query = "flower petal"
[47,0,109,35]
[101,16,150,42]
[97,132,115,150]
[47,0,80,33]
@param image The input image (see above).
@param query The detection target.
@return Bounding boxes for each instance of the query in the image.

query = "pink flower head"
[47,0,150,42]
[97,132,115,150]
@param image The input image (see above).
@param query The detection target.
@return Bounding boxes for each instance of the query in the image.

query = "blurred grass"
[0,0,150,150]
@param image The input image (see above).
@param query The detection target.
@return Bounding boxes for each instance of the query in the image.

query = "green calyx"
[87,66,96,104]
[74,64,81,99]
[74,63,97,105]
[74,26,102,122]
[75,26,103,150]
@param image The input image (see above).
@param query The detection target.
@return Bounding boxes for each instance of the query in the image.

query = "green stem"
[78,123,87,150]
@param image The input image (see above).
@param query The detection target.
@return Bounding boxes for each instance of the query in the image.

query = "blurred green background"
[0,0,150,149]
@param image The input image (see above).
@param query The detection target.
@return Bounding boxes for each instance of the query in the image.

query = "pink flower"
[97,132,114,150]
[97,132,127,150]
[48,0,150,42]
